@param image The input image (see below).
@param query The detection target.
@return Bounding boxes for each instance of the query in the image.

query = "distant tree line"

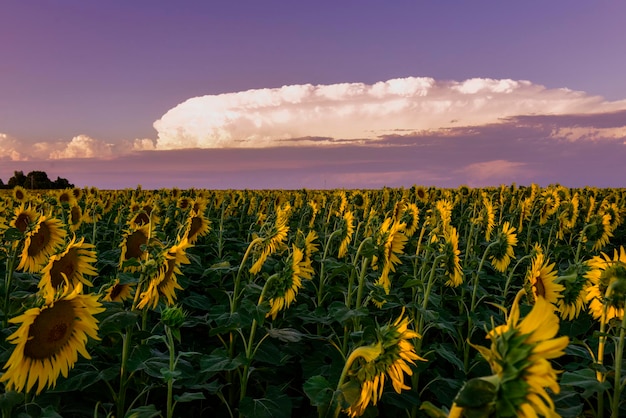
[0,171,74,189]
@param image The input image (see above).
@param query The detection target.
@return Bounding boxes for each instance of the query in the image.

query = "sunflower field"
[1,184,625,418]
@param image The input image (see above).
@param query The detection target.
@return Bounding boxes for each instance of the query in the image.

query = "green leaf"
[0,391,24,411]
[303,375,333,407]
[560,368,611,398]
[98,310,140,335]
[124,405,161,418]
[433,343,465,371]
[199,350,245,374]
[3,227,23,242]
[181,292,213,311]
[239,386,292,418]
[160,367,182,381]
[174,392,206,403]
[39,406,63,418]
[267,327,304,343]
[454,377,497,409]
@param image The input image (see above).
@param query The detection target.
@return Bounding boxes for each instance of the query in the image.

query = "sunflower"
[129,210,151,227]
[119,224,151,272]
[462,290,569,417]
[489,222,517,273]
[401,203,420,237]
[441,226,463,287]
[518,197,533,233]
[0,288,104,394]
[341,309,426,417]
[601,201,622,232]
[183,209,211,244]
[57,189,77,207]
[102,279,134,303]
[539,189,560,225]
[556,193,579,240]
[296,229,319,271]
[373,218,408,293]
[12,185,28,203]
[338,210,355,259]
[475,195,495,241]
[17,215,67,273]
[584,246,626,321]
[555,262,591,321]
[429,199,453,234]
[250,207,290,274]
[414,185,428,203]
[137,238,192,310]
[10,204,40,233]
[177,196,193,210]
[68,204,83,232]
[39,236,98,302]
[525,253,564,305]
[584,213,614,252]
[266,245,314,320]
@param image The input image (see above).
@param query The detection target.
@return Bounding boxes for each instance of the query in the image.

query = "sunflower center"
[189,217,202,239]
[28,222,51,256]
[109,284,123,300]
[15,213,32,232]
[51,253,77,288]
[24,300,76,359]
[125,230,148,259]
[534,277,546,298]
[133,212,150,226]
[70,207,81,224]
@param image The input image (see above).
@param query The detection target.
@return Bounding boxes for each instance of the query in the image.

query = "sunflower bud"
[161,305,187,329]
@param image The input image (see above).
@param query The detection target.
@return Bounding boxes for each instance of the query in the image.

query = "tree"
[7,171,27,188]
[5,170,73,189]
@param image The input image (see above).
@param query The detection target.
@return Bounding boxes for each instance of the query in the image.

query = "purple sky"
[2,1,626,189]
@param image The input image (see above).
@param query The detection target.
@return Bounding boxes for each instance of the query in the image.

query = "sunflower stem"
[502,254,533,303]
[611,302,626,418]
[597,288,611,418]
[3,243,19,328]
[117,327,133,418]
[239,274,276,412]
[165,325,177,418]
[464,241,496,372]
[318,229,343,308]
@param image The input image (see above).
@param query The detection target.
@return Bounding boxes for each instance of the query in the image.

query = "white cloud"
[47,135,114,159]
[0,133,26,161]
[153,76,626,150]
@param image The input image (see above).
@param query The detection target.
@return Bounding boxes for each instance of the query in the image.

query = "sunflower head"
[489,222,517,273]
[467,289,569,417]
[11,204,39,233]
[555,262,591,321]
[0,288,104,394]
[525,253,563,305]
[584,213,614,252]
[12,185,28,203]
[102,279,134,303]
[585,246,626,321]
[440,226,463,287]
[17,215,67,273]
[265,245,314,320]
[183,209,211,244]
[340,309,425,417]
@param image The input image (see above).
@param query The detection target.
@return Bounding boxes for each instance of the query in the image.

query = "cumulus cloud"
[0,134,157,161]
[0,132,26,161]
[153,76,626,149]
[47,135,115,159]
